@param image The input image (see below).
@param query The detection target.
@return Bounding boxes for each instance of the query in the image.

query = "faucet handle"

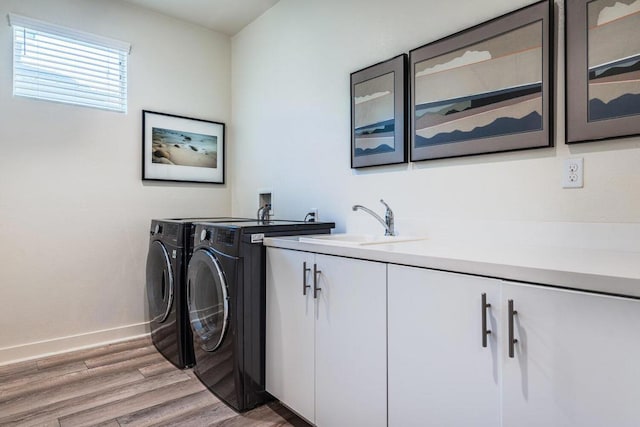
[379,199,392,213]
[379,199,394,236]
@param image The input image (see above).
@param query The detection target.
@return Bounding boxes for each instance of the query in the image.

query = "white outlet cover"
[562,157,584,188]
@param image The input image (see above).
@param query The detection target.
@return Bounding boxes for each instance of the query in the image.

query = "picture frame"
[566,0,640,143]
[351,54,408,168]
[409,0,553,161]
[142,110,225,184]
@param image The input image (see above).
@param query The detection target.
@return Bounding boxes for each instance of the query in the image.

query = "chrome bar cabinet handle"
[481,293,491,348]
[302,262,311,295]
[313,263,321,299]
[508,299,518,358]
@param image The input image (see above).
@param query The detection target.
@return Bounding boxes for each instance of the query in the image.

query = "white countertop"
[264,235,640,298]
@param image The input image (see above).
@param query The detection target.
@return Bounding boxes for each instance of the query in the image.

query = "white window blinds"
[8,13,130,113]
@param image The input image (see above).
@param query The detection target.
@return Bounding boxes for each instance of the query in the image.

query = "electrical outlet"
[562,158,584,188]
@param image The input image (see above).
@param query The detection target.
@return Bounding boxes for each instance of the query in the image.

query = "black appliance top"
[196,219,336,234]
[160,217,253,224]
[192,220,335,256]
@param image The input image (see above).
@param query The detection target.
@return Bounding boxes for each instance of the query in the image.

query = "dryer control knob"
[154,224,162,235]
[200,229,210,242]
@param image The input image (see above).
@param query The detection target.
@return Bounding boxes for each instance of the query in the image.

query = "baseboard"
[0,321,151,366]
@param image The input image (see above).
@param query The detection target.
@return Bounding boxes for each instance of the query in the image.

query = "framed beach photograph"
[142,111,225,184]
[566,0,640,143]
[410,0,553,161]
[351,54,407,168]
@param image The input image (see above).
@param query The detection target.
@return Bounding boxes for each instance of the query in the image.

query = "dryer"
[145,217,251,369]
[187,220,334,411]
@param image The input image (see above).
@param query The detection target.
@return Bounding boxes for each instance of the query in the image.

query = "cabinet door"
[388,265,501,427]
[502,282,640,427]
[265,248,315,423]
[315,254,387,427]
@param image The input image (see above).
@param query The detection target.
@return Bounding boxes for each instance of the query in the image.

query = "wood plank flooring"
[0,337,309,427]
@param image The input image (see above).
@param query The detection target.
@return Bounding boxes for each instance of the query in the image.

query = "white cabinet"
[501,282,640,427]
[388,265,502,427]
[388,263,640,427]
[315,253,387,427]
[265,248,315,421]
[266,247,387,427]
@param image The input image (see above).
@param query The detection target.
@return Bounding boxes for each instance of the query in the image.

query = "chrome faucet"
[257,203,271,222]
[352,199,395,236]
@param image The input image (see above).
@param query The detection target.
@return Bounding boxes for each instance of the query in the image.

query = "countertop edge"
[264,237,640,299]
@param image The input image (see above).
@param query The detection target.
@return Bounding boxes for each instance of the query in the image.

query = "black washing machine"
[145,217,252,369]
[187,220,334,411]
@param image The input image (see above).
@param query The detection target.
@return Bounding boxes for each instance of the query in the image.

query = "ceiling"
[121,0,280,36]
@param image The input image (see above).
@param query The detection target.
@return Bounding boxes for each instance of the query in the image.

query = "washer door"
[146,240,174,324]
[187,248,229,352]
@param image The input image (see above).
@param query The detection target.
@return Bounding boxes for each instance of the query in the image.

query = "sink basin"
[299,234,426,246]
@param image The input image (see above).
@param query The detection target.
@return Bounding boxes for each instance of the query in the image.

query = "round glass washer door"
[146,240,174,324]
[187,248,229,352]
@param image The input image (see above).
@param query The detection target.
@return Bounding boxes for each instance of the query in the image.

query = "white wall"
[231,0,640,249]
[0,0,231,363]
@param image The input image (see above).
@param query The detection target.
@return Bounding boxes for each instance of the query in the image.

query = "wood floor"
[0,337,308,427]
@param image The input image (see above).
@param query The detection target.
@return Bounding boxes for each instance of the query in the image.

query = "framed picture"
[142,110,225,184]
[566,0,640,143]
[351,54,408,168]
[410,0,553,161]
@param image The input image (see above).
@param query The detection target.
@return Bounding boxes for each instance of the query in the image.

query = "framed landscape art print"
[409,0,553,161]
[566,0,640,143]
[351,54,408,168]
[142,110,225,184]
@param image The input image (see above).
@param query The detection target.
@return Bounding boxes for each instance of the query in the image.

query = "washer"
[187,220,334,411]
[145,217,251,369]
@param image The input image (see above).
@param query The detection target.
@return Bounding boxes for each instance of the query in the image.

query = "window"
[8,14,130,113]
